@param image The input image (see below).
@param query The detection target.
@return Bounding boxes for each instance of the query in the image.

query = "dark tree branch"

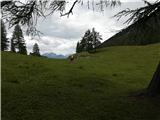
[60,0,78,17]
[1,0,12,7]
[1,0,66,36]
[114,0,160,24]
[1,0,121,36]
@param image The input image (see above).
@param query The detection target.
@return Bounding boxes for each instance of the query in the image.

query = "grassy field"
[2,43,160,120]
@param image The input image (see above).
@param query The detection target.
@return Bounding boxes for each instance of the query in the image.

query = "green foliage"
[30,43,40,56]
[76,42,80,53]
[1,43,160,120]
[11,37,15,52]
[11,24,27,54]
[76,28,102,53]
[1,20,9,51]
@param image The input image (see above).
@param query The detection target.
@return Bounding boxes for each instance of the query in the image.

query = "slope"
[1,43,160,120]
[98,17,160,48]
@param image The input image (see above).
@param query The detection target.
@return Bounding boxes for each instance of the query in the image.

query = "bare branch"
[60,0,78,17]
[1,0,12,7]
[1,0,121,36]
[114,0,160,24]
[1,0,66,36]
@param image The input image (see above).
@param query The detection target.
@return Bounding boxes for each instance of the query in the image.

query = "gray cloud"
[25,36,77,55]
[6,1,149,55]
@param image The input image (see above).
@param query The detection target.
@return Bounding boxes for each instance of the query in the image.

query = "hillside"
[2,44,160,120]
[98,17,160,48]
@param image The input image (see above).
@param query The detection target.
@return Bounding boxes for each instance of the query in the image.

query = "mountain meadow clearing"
[2,43,160,120]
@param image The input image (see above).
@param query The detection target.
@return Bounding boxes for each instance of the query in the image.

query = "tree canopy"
[30,43,41,56]
[11,24,27,55]
[76,28,102,53]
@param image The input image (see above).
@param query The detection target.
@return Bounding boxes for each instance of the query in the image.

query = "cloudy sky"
[6,0,156,55]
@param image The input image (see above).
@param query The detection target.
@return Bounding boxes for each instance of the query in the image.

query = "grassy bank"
[2,43,160,120]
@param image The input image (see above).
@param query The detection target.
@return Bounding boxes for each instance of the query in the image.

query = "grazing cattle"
[69,55,74,63]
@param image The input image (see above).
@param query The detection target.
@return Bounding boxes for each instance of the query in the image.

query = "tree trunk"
[147,61,160,96]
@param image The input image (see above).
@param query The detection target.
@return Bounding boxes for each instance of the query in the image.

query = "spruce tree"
[91,28,102,52]
[11,24,27,54]
[1,20,8,51]
[19,42,27,55]
[82,29,92,52]
[80,37,87,51]
[78,28,102,53]
[76,42,80,53]
[11,38,15,52]
[31,43,40,56]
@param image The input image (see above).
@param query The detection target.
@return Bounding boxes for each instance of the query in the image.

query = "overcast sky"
[6,0,156,55]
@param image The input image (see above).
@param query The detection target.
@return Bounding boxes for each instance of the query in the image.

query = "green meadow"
[2,43,160,120]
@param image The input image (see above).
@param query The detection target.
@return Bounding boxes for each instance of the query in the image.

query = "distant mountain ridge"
[42,52,67,59]
[98,15,160,48]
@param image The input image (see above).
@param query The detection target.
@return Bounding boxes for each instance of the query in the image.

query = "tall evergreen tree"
[91,28,102,52]
[31,43,40,56]
[77,28,102,53]
[11,24,27,54]
[76,42,80,53]
[10,38,15,52]
[81,29,93,52]
[1,20,8,51]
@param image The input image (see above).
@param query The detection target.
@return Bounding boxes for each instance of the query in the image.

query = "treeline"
[1,20,40,57]
[76,28,102,53]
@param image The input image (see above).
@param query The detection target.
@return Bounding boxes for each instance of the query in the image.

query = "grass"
[2,43,160,120]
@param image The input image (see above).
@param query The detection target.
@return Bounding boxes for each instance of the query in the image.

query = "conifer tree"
[31,43,40,56]
[77,28,102,53]
[81,29,92,52]
[11,24,27,54]
[76,42,80,53]
[19,42,27,55]
[1,20,8,51]
[91,28,102,52]
[10,38,15,52]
